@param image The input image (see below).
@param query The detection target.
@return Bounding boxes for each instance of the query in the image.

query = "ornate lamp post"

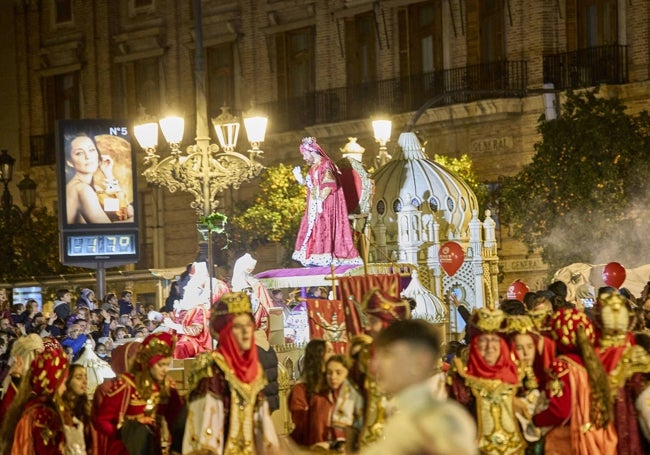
[133,0,267,283]
[0,149,38,281]
[0,150,15,220]
[372,119,392,168]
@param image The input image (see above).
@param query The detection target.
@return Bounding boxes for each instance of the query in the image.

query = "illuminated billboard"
[56,119,139,266]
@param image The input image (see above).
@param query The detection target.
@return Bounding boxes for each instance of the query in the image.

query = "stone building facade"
[3,0,650,297]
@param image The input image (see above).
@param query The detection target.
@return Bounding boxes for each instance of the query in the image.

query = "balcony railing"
[543,44,628,90]
[30,133,56,166]
[261,60,528,133]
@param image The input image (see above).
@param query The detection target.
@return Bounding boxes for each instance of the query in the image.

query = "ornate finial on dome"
[397,132,427,160]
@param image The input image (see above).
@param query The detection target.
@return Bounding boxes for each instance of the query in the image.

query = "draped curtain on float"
[337,274,403,346]
[306,274,403,353]
[306,298,350,354]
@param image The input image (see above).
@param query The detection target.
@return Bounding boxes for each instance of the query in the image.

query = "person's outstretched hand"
[292,166,304,185]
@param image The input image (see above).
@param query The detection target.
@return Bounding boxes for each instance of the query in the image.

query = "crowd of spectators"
[0,286,165,381]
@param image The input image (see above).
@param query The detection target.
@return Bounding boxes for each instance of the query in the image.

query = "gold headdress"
[473,308,505,332]
[503,314,536,335]
[137,332,176,368]
[211,291,253,334]
[213,292,252,316]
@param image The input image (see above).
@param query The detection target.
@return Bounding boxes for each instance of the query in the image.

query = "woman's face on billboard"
[67,136,99,175]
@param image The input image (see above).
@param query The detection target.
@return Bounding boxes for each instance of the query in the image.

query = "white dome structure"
[368,131,500,336]
[370,132,478,257]
[401,269,446,323]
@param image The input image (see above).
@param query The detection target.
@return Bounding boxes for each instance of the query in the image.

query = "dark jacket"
[53,300,71,321]
[257,343,280,412]
[118,298,133,316]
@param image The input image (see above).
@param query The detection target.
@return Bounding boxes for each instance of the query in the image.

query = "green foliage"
[198,211,228,234]
[501,89,650,272]
[432,153,489,211]
[0,207,85,282]
[229,164,306,262]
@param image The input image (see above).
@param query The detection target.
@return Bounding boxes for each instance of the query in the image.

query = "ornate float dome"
[370,132,478,251]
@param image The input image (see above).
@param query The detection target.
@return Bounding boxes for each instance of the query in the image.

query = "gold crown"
[503,314,536,334]
[472,308,505,333]
[528,308,552,332]
[214,292,252,316]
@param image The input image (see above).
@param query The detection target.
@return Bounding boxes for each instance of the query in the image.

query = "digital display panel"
[62,230,139,266]
[67,233,137,257]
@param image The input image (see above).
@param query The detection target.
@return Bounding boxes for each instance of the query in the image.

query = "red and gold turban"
[137,332,176,368]
[550,308,595,353]
[30,337,68,396]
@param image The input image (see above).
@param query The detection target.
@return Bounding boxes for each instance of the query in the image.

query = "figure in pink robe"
[292,137,363,267]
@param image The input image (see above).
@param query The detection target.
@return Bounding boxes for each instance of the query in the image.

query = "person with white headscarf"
[0,334,45,426]
[232,253,276,329]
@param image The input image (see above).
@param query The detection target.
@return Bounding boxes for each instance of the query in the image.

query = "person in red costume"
[91,341,142,455]
[447,308,526,455]
[0,337,68,455]
[362,288,411,339]
[93,332,183,455]
[504,314,556,453]
[292,136,363,267]
[533,308,617,455]
[593,292,650,455]
[162,261,228,359]
[289,339,335,448]
[182,291,279,454]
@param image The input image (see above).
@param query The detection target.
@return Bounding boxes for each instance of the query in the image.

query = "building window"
[128,0,155,16]
[345,12,377,86]
[479,0,505,62]
[43,71,80,134]
[53,0,73,24]
[36,71,80,165]
[398,1,443,77]
[276,27,315,99]
[134,58,161,118]
[578,0,617,47]
[207,43,236,116]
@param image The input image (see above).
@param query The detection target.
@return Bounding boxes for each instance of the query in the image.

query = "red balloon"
[602,262,626,288]
[506,279,530,303]
[439,242,465,276]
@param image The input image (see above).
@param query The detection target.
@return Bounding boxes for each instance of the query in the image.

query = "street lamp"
[133,0,266,299]
[0,150,16,217]
[17,174,37,209]
[372,119,392,168]
[0,149,38,221]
